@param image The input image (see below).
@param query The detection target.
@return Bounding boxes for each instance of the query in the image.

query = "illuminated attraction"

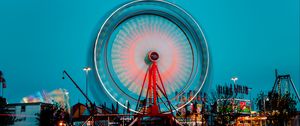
[93,0,210,114]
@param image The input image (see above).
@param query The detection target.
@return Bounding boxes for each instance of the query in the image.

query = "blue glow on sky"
[0,0,299,109]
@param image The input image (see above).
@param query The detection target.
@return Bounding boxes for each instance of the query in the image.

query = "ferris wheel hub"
[148,51,159,62]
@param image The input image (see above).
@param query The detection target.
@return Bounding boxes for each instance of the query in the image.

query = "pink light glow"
[111,15,193,97]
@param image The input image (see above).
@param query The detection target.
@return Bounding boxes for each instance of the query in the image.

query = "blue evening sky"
[0,0,299,109]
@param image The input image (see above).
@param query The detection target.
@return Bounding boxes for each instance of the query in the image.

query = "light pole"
[263,96,269,126]
[83,67,91,104]
[263,95,269,113]
[231,77,238,98]
[248,87,252,125]
[230,77,238,124]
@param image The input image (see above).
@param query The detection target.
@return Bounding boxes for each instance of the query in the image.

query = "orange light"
[58,121,65,126]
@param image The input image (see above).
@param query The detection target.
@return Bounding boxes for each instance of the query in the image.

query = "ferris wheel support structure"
[135,51,175,115]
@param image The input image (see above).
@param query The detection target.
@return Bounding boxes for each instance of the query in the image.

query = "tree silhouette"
[210,85,241,125]
[35,104,55,126]
[35,104,70,126]
[256,91,297,126]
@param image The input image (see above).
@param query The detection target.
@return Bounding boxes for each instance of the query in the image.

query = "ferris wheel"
[94,0,209,113]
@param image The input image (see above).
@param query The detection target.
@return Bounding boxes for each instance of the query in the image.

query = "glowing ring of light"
[94,0,209,113]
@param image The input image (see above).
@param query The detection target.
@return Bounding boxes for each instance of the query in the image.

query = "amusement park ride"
[93,0,209,112]
[67,0,210,125]
[271,70,300,102]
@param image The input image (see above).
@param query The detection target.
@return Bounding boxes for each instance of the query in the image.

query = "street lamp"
[231,77,238,84]
[83,67,91,104]
[263,96,269,113]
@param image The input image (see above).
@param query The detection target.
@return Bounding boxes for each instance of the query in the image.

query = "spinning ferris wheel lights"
[93,0,210,113]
